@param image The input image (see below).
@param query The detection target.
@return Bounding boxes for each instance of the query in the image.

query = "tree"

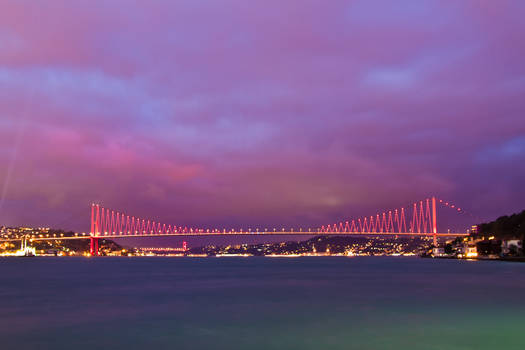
[477,209,525,239]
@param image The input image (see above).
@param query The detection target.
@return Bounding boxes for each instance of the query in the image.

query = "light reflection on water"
[0,257,524,350]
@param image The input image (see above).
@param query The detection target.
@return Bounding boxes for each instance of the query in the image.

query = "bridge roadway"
[0,231,468,242]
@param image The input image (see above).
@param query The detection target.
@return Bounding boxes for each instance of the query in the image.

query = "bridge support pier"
[90,237,99,256]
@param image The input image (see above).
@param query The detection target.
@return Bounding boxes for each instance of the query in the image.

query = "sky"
[0,0,524,235]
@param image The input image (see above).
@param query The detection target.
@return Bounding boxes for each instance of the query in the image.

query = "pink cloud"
[0,1,524,233]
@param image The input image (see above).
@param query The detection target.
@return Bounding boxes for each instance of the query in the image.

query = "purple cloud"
[0,1,524,234]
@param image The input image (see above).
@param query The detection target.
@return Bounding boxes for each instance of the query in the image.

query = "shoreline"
[3,254,524,262]
[425,255,525,263]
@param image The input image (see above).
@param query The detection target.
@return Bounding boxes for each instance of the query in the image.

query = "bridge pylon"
[432,196,437,247]
[90,203,100,256]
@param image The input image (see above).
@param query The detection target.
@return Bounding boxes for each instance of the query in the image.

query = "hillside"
[476,209,525,239]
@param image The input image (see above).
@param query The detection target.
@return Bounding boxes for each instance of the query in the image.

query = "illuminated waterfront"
[1,257,524,349]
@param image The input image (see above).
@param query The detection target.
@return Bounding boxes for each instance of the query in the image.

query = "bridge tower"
[432,196,437,247]
[90,204,100,256]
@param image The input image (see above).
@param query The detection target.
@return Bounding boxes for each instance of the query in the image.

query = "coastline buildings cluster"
[0,226,122,257]
[189,236,431,257]
[430,220,525,260]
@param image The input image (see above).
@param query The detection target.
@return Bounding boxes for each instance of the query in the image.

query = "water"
[0,257,524,350]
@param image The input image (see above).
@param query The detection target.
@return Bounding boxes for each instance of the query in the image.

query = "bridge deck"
[0,231,468,242]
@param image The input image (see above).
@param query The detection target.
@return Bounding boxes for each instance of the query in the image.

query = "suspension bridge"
[2,196,470,255]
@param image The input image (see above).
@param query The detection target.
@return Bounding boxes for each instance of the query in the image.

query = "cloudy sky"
[0,0,524,233]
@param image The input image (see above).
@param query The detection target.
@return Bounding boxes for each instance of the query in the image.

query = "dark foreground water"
[0,257,524,350]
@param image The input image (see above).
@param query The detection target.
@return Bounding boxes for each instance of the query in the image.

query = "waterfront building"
[501,239,523,255]
[457,244,478,258]
[432,247,445,257]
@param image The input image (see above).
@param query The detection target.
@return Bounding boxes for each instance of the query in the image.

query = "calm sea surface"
[0,257,524,350]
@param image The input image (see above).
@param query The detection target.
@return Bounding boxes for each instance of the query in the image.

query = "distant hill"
[189,235,431,256]
[476,209,525,239]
